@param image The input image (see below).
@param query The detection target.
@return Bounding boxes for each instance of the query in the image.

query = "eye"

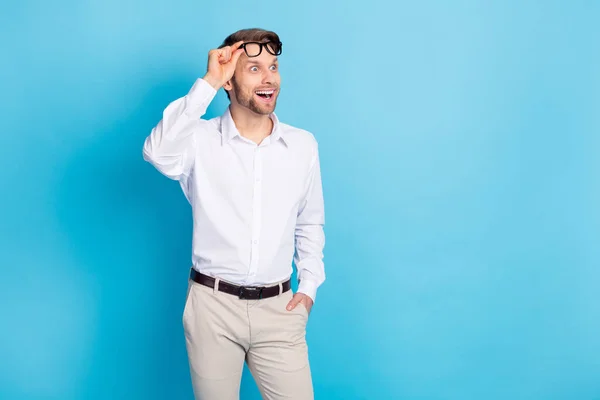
[250,66,258,72]
[270,65,278,71]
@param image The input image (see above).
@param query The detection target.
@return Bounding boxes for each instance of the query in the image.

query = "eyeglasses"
[240,41,283,58]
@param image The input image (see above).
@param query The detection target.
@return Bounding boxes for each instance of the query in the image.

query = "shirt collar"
[220,107,288,147]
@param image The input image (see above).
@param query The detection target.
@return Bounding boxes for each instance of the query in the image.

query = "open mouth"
[255,89,276,102]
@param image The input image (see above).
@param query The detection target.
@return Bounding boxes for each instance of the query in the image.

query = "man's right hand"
[203,41,245,90]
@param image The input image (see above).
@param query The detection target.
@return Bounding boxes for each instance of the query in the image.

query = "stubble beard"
[232,78,278,115]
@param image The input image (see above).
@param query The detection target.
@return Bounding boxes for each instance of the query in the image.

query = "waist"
[189,268,291,300]
[192,259,293,287]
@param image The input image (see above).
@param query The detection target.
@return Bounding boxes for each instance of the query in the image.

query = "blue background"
[1,1,599,399]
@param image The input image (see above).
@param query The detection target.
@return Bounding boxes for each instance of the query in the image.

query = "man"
[142,28,325,400]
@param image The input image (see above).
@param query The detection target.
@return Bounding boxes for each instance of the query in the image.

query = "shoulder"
[192,115,222,143]
[202,114,222,129]
[279,122,319,154]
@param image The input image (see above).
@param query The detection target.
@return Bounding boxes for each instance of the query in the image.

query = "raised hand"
[203,40,245,90]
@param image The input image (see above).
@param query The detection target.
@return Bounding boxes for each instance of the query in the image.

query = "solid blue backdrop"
[1,1,599,399]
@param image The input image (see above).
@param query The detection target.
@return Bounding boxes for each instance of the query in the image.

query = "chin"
[250,101,277,115]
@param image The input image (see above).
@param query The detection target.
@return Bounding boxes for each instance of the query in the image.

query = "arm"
[295,143,326,303]
[142,78,217,180]
[142,41,244,179]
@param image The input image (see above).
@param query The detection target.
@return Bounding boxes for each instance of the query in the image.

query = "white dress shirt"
[143,78,325,301]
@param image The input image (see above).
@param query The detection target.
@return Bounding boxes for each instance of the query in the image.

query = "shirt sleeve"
[142,78,217,180]
[295,142,326,303]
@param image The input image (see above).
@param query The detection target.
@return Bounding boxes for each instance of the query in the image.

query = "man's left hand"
[286,292,313,314]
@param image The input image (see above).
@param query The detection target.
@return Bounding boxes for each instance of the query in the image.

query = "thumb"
[230,47,244,65]
[286,294,302,311]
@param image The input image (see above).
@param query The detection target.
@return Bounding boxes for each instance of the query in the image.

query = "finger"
[219,48,232,64]
[230,47,244,65]
[231,40,244,51]
[285,300,296,311]
[286,295,302,311]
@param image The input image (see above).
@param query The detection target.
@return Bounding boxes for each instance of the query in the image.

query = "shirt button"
[255,177,261,182]
[253,240,258,244]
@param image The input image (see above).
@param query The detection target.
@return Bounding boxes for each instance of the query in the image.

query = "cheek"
[240,75,262,90]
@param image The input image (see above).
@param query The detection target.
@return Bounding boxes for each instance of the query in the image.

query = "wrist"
[297,279,318,304]
[202,73,222,91]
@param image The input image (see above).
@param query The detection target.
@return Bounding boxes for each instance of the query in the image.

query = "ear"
[223,79,233,92]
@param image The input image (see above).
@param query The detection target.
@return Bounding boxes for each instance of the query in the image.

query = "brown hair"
[219,28,281,50]
[219,28,281,100]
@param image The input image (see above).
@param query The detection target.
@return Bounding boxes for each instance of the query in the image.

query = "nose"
[262,69,277,84]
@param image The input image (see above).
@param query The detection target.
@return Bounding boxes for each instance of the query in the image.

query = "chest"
[193,141,312,208]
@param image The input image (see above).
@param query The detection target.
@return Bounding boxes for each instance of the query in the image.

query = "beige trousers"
[182,277,313,400]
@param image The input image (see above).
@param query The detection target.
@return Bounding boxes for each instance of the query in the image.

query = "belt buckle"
[238,286,263,300]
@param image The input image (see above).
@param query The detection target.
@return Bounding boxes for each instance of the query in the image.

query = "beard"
[231,78,279,115]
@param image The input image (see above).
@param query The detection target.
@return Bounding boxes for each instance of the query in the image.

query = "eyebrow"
[246,58,279,66]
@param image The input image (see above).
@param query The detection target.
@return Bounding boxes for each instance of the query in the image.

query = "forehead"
[240,53,278,66]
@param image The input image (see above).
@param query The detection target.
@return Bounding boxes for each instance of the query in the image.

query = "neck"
[229,103,274,144]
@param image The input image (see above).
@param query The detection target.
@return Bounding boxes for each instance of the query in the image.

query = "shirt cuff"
[297,279,319,303]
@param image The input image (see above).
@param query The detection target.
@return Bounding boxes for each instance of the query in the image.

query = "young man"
[143,28,325,400]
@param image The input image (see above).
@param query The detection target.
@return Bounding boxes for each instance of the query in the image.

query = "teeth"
[255,90,275,95]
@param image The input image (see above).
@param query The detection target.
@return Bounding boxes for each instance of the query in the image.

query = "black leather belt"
[190,269,291,300]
